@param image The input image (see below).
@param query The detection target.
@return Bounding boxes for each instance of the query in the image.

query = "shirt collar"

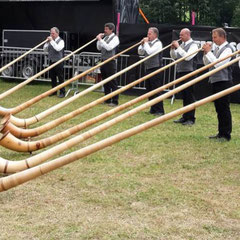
[55,36,60,42]
[184,38,193,45]
[106,33,115,38]
[217,41,228,50]
[150,38,159,44]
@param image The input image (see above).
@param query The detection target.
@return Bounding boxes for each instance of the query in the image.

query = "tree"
[139,0,240,27]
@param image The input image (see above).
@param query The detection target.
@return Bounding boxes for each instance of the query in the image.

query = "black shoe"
[58,93,65,98]
[153,112,164,116]
[108,102,118,107]
[182,120,195,126]
[174,117,185,123]
[209,134,231,141]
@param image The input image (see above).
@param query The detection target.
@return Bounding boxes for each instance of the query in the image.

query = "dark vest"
[101,34,118,60]
[144,39,163,70]
[48,38,64,62]
[176,41,197,73]
[209,43,233,83]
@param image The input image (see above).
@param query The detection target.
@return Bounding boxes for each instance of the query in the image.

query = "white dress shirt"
[43,36,65,52]
[203,41,232,68]
[138,38,162,56]
[170,38,198,61]
[96,33,120,51]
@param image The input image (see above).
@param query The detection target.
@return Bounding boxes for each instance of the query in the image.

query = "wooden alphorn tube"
[0,38,97,101]
[0,80,240,191]
[1,49,238,140]
[0,53,238,173]
[6,44,199,128]
[0,39,48,74]
[1,54,239,152]
[0,41,140,117]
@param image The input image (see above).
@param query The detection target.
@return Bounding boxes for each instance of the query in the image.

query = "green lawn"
[0,78,240,240]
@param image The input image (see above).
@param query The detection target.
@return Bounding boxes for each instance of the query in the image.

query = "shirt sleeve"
[43,42,49,53]
[175,43,199,61]
[139,41,162,56]
[170,48,178,59]
[97,35,120,52]
[138,45,145,55]
[204,47,232,68]
[49,39,65,52]
[96,40,102,51]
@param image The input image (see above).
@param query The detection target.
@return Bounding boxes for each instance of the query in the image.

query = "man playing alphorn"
[96,23,120,106]
[203,28,233,141]
[170,28,198,125]
[138,27,165,116]
[43,27,65,98]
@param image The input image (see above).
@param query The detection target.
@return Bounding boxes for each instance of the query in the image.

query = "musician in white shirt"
[96,23,120,106]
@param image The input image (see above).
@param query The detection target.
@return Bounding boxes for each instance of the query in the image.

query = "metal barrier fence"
[70,52,176,88]
[0,47,176,101]
[0,46,74,82]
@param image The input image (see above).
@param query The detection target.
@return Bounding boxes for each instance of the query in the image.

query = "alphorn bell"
[0,80,240,191]
[4,42,198,128]
[0,40,141,117]
[2,47,237,139]
[0,52,239,152]
[0,53,238,174]
[0,39,48,74]
[0,38,97,101]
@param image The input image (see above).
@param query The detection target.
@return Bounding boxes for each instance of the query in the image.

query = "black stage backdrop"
[0,0,114,51]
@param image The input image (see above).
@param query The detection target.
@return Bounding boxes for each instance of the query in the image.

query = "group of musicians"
[44,24,234,142]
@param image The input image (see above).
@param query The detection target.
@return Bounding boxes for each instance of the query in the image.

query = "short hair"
[212,28,227,39]
[149,27,159,37]
[104,22,115,32]
[51,27,60,34]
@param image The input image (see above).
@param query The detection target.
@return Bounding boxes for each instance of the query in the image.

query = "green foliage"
[139,0,240,27]
[232,2,240,26]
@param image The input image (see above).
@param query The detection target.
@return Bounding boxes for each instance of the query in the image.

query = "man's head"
[179,28,191,42]
[50,27,59,40]
[212,28,227,46]
[147,27,159,41]
[104,23,115,36]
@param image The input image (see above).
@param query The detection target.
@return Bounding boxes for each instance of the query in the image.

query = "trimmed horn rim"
[0,113,10,125]
[0,114,11,133]
[0,130,10,141]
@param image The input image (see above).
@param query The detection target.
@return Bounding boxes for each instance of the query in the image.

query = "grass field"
[0,78,240,240]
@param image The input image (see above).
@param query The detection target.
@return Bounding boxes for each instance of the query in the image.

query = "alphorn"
[0,41,141,116]
[4,42,197,128]
[0,48,237,137]
[0,80,240,191]
[0,38,97,101]
[0,39,48,74]
[2,47,237,139]
[0,53,239,152]
[0,53,238,174]
[0,43,197,137]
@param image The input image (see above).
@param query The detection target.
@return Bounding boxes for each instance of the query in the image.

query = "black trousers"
[100,60,118,104]
[212,81,232,138]
[177,72,196,121]
[49,61,65,94]
[146,67,164,114]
